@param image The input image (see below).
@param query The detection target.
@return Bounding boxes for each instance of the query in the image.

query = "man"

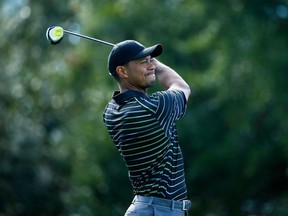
[103,40,191,216]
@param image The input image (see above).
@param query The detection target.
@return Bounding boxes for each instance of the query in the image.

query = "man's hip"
[125,195,191,216]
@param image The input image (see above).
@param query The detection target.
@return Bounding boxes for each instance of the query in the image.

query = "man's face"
[123,55,156,91]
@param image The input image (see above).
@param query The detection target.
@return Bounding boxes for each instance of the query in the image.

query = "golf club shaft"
[63,29,115,47]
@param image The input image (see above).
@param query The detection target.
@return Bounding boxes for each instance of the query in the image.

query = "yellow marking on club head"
[52,27,63,37]
[51,26,64,38]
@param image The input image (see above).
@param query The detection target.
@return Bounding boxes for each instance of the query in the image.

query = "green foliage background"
[0,0,287,215]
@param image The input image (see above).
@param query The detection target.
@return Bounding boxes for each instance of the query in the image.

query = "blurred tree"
[0,0,75,215]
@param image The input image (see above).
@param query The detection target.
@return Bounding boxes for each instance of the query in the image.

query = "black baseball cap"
[108,40,163,76]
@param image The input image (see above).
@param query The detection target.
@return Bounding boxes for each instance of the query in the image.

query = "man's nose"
[149,61,155,70]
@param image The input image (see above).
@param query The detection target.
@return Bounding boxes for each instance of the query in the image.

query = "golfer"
[103,40,191,216]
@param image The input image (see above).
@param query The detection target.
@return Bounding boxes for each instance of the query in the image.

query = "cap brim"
[132,44,163,60]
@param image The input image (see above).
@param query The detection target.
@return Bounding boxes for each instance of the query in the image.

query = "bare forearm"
[153,59,191,101]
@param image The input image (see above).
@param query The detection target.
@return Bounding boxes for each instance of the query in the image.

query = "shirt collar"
[112,90,147,105]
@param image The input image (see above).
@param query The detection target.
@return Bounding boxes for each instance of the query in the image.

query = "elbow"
[183,84,191,102]
[169,82,191,101]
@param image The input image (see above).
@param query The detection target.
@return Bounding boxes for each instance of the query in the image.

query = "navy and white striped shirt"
[103,89,188,200]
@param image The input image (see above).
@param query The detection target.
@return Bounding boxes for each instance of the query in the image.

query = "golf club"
[46,26,115,47]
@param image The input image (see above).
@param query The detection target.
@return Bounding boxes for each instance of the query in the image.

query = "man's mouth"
[146,72,155,77]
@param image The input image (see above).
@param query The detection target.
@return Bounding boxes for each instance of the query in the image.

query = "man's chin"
[147,79,156,88]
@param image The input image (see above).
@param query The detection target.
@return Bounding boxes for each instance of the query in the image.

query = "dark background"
[0,0,287,215]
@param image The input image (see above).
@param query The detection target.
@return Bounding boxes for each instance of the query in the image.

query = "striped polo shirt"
[103,89,188,200]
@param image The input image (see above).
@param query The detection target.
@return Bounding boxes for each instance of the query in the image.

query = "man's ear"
[116,66,128,78]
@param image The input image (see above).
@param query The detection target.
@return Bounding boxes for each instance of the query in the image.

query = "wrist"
[153,59,166,73]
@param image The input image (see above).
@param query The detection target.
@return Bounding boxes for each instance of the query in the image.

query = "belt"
[133,195,191,211]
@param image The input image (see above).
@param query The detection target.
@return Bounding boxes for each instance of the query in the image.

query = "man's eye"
[140,58,153,64]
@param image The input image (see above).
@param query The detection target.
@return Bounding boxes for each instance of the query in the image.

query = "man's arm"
[153,59,191,101]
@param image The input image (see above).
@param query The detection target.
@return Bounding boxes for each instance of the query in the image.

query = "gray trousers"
[124,195,190,216]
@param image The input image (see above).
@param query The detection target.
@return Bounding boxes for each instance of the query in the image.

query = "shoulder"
[151,89,186,104]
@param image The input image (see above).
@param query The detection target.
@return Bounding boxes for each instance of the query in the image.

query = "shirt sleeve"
[152,90,187,134]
